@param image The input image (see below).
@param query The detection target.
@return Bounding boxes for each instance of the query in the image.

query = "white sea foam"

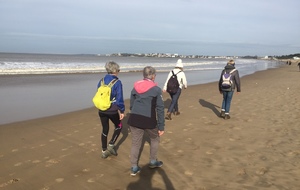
[0,54,279,75]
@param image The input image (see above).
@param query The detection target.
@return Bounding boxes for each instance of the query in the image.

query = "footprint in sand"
[161,138,171,144]
[237,168,247,175]
[11,149,19,152]
[287,150,300,156]
[74,168,91,177]
[83,168,90,172]
[55,178,64,183]
[49,139,56,142]
[14,162,22,166]
[32,160,41,164]
[0,179,19,188]
[45,159,60,167]
[87,174,104,183]
[206,150,215,155]
[256,167,267,175]
[184,170,193,176]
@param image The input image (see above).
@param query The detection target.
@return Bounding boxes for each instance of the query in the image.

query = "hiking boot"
[165,112,172,120]
[101,150,111,159]
[107,144,117,156]
[220,111,225,118]
[149,160,163,169]
[224,114,231,120]
[173,111,180,116]
[130,166,141,176]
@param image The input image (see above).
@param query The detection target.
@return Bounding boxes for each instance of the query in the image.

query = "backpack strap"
[101,78,118,87]
[176,71,182,75]
[100,78,105,86]
[172,70,181,76]
[229,69,236,74]
[107,78,118,87]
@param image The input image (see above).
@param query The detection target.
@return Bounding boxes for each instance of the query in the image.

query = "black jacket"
[218,64,241,92]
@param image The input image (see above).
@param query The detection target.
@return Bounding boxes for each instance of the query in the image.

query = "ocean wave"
[0,56,278,75]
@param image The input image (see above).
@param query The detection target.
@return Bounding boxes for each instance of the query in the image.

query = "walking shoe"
[130,166,141,176]
[165,113,172,120]
[224,114,231,120]
[107,144,117,156]
[148,160,163,169]
[101,150,111,159]
[220,111,225,118]
[173,111,180,116]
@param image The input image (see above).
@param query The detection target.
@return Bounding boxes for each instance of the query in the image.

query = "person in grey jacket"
[127,66,165,176]
[218,60,241,119]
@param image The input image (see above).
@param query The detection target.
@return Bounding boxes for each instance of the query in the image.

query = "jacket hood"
[134,79,157,94]
[224,64,235,71]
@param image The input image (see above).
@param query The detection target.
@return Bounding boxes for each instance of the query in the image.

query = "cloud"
[0,0,299,55]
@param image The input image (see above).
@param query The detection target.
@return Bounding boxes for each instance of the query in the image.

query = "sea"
[0,53,282,125]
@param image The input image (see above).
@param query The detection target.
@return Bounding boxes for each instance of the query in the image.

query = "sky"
[0,0,299,56]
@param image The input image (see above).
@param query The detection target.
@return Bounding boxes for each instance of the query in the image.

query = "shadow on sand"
[199,99,221,117]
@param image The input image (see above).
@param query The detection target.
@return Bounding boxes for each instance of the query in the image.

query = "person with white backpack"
[218,60,241,120]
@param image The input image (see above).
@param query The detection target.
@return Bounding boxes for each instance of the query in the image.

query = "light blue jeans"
[167,88,182,113]
[221,91,234,114]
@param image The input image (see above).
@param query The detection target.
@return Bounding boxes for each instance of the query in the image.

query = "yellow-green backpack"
[92,78,118,111]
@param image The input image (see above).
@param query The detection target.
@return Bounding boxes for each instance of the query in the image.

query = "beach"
[0,64,299,189]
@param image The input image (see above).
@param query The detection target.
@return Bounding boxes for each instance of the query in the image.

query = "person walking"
[218,59,241,120]
[297,61,300,71]
[163,59,187,120]
[96,61,125,158]
[127,66,165,176]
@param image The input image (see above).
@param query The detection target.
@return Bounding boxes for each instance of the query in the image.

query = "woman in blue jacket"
[97,61,125,158]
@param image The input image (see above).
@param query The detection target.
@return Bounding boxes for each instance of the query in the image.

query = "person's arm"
[163,71,172,92]
[234,70,241,93]
[218,70,224,93]
[156,88,165,134]
[181,72,187,89]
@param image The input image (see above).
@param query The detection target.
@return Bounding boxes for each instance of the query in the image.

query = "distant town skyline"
[0,0,299,56]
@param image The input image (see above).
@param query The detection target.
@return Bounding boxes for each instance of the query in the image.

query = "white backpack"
[221,69,236,91]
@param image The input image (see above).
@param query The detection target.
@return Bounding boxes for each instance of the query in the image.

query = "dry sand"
[0,64,299,190]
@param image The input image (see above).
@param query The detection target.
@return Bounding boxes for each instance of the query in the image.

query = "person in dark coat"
[218,60,241,119]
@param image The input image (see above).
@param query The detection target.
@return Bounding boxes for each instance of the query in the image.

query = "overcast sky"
[0,0,299,56]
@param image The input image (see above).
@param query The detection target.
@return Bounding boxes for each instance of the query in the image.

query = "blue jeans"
[167,88,182,113]
[221,91,234,114]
